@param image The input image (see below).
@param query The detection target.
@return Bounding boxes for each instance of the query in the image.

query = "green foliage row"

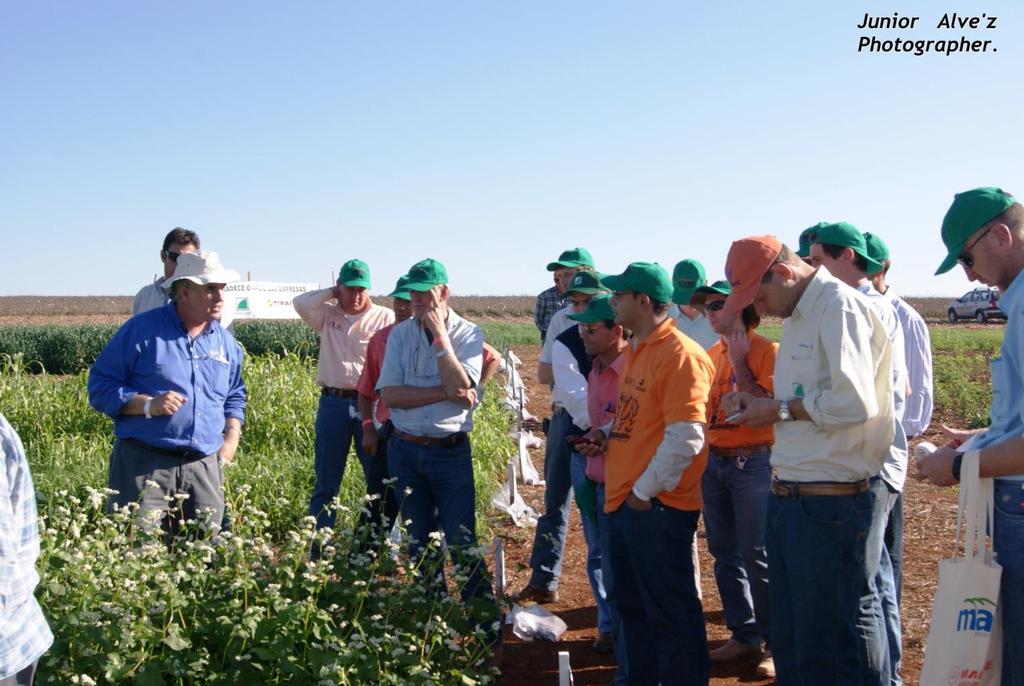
[0,320,540,374]
[2,353,515,682]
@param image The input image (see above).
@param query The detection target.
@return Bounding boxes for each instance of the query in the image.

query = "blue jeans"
[994,480,1024,685]
[608,499,708,686]
[883,492,904,602]
[570,452,614,634]
[387,433,500,643]
[701,446,771,648]
[528,407,576,590]
[861,477,900,685]
[767,488,875,685]
[308,395,398,534]
[596,484,629,684]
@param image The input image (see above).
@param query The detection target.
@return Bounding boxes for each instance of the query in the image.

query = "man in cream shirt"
[722,235,894,686]
[293,259,395,536]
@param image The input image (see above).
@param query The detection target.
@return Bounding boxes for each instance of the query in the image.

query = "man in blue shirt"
[376,258,500,651]
[88,251,247,534]
[918,187,1024,684]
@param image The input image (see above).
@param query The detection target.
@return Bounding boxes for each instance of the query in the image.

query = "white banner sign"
[221,281,318,326]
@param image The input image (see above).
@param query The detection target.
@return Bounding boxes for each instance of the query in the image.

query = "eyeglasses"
[612,291,637,298]
[958,226,993,269]
[164,250,182,263]
[579,324,604,335]
[705,300,727,312]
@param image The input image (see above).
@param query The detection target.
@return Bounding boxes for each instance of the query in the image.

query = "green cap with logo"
[565,270,608,295]
[935,187,1017,275]
[601,262,673,303]
[797,223,827,259]
[338,259,371,288]
[547,247,595,271]
[568,294,615,324]
[387,274,412,301]
[404,258,449,291]
[863,232,890,263]
[812,221,884,275]
[671,259,707,306]
[690,279,732,308]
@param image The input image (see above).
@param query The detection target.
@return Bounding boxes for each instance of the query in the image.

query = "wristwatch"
[777,400,794,422]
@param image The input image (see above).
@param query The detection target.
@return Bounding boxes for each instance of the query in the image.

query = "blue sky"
[1,1,1021,297]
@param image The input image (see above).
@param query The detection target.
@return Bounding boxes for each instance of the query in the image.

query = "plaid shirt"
[0,414,52,678]
[534,286,566,339]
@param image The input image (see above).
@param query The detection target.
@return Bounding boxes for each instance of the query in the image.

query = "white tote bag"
[921,449,1003,685]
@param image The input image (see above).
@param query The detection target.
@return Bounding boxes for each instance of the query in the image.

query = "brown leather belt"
[771,478,870,497]
[710,444,771,459]
[399,431,468,447]
[322,387,359,399]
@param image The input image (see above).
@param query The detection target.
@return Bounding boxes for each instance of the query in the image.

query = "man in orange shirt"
[696,280,778,679]
[580,262,714,686]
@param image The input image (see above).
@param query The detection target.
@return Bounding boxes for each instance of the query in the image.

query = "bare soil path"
[493,344,958,686]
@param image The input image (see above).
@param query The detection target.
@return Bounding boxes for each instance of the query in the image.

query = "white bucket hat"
[162,250,240,288]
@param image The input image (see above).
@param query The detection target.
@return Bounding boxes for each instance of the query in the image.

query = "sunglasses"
[706,300,727,312]
[958,226,993,269]
[164,250,182,263]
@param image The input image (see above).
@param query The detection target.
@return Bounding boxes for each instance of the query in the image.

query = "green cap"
[387,274,412,301]
[797,223,827,259]
[565,270,608,295]
[863,232,890,263]
[404,258,449,291]
[547,247,595,271]
[601,262,673,303]
[812,222,884,275]
[671,259,706,306]
[690,279,732,307]
[338,259,371,288]
[568,294,615,324]
[935,187,1016,275]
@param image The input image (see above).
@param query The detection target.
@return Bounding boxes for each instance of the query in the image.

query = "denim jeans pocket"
[738,450,772,472]
[797,495,855,528]
[994,482,1024,519]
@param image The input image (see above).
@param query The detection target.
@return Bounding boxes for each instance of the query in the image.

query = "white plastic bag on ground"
[491,463,539,527]
[509,603,568,642]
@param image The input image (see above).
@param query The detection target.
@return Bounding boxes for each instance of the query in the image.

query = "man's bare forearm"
[380,385,450,409]
[733,361,770,397]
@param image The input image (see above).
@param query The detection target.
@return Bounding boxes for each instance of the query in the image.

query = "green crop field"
[1,352,513,684]
[0,314,1004,684]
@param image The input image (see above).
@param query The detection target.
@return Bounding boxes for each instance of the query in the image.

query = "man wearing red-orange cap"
[720,236,894,685]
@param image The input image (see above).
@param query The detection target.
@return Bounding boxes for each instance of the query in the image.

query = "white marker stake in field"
[493,539,506,597]
[558,651,574,686]
[508,462,518,504]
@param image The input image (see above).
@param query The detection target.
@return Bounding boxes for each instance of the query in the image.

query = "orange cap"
[723,235,782,314]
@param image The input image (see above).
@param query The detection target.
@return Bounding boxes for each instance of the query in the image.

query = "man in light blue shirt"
[918,187,1024,684]
[0,415,52,686]
[864,233,933,439]
[377,258,500,650]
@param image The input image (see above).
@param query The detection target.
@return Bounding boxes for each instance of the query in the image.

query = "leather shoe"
[756,650,776,678]
[592,632,615,654]
[709,638,759,663]
[510,583,559,604]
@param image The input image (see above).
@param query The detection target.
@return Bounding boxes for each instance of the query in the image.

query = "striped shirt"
[886,287,933,437]
[0,414,53,678]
